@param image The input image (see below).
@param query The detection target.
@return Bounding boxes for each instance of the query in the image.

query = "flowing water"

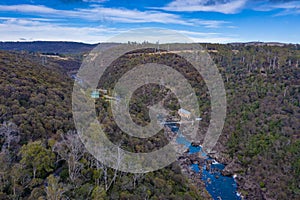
[170,125,242,200]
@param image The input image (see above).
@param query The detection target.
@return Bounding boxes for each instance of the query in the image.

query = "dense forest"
[0,42,97,55]
[0,42,299,200]
[0,50,208,200]
[205,43,299,199]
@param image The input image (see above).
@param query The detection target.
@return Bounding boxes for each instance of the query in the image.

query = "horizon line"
[0,40,299,45]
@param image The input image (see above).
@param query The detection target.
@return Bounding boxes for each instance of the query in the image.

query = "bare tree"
[103,144,124,191]
[54,130,125,191]
[288,59,292,67]
[0,121,20,152]
[88,143,124,192]
[133,173,144,189]
[53,131,86,183]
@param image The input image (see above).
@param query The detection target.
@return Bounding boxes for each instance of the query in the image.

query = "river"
[169,124,242,200]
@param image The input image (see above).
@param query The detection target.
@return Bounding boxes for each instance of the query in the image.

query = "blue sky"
[0,0,299,43]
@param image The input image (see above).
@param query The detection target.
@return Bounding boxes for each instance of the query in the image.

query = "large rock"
[191,141,201,147]
[222,159,243,176]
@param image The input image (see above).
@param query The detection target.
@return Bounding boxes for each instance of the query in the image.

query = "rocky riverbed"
[209,151,265,200]
[165,125,242,200]
[178,150,212,199]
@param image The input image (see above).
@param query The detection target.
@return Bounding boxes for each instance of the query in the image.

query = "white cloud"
[177,30,219,36]
[188,36,238,43]
[189,19,229,28]
[156,0,248,14]
[0,18,236,43]
[0,4,187,25]
[178,30,239,43]
[0,4,228,27]
[273,1,300,15]
[80,7,193,25]
[0,18,119,43]
[253,1,300,15]
[0,17,59,22]
[0,3,236,43]
[106,28,235,43]
[0,4,58,14]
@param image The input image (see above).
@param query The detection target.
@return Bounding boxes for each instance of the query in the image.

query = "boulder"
[191,141,201,147]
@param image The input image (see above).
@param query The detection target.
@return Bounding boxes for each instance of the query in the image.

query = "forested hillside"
[0,42,96,55]
[0,50,208,200]
[0,42,299,200]
[0,51,74,140]
[0,42,121,55]
[94,43,300,199]
[206,43,300,199]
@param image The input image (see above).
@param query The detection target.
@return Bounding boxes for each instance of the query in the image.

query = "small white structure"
[98,89,108,94]
[195,117,202,121]
[178,108,191,119]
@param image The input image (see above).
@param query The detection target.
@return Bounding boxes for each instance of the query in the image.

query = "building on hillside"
[178,108,191,119]
[91,90,100,99]
[91,88,108,99]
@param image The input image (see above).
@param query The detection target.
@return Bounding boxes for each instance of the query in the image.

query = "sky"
[0,0,299,44]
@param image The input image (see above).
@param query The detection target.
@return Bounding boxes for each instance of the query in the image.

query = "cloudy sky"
[0,0,299,43]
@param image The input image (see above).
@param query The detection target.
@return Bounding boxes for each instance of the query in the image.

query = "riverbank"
[178,151,212,199]
[209,151,264,199]
[165,125,241,200]
[164,125,212,199]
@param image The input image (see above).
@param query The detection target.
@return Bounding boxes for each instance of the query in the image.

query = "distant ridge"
[0,41,119,54]
[0,41,298,55]
[228,41,299,47]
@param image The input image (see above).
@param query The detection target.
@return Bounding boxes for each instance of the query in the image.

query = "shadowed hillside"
[0,50,208,200]
[0,41,119,55]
